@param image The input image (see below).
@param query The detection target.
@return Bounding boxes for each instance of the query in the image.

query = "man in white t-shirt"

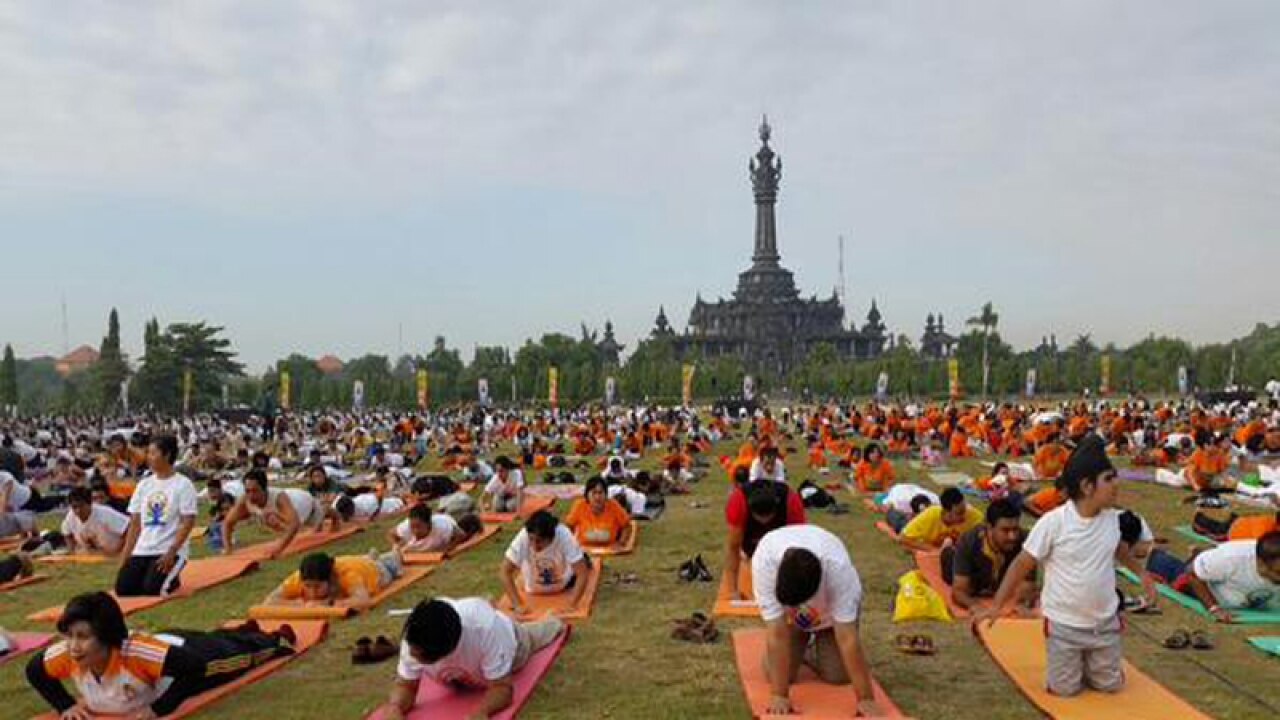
[115,435,199,597]
[334,492,406,523]
[60,487,129,557]
[1181,532,1280,622]
[981,436,1155,697]
[388,504,461,554]
[482,457,524,514]
[748,446,787,484]
[500,511,589,617]
[223,469,334,560]
[380,597,564,720]
[751,524,881,717]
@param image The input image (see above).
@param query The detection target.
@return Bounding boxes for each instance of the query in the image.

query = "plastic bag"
[892,570,953,623]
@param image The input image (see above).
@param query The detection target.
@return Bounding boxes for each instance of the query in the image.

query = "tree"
[135,320,244,413]
[0,344,17,411]
[93,308,131,412]
[966,302,999,397]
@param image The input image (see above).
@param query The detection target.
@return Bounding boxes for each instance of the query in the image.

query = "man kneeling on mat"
[1145,530,1280,623]
[501,511,589,617]
[26,591,293,719]
[381,597,564,720]
[753,524,882,717]
[944,498,1037,613]
[266,550,403,612]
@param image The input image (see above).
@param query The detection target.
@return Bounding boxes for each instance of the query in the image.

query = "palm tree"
[967,302,999,397]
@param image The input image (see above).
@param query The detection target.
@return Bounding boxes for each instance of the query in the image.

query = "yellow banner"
[947,358,960,398]
[182,369,193,415]
[548,366,559,407]
[279,370,291,411]
[681,363,696,406]
[416,368,429,410]
[1100,354,1112,395]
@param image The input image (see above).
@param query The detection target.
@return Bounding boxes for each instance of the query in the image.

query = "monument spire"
[749,115,782,267]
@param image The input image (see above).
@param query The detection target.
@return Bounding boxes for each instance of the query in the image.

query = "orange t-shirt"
[1027,486,1067,515]
[1185,449,1228,491]
[281,556,380,600]
[1228,514,1278,541]
[1033,444,1069,480]
[855,459,896,493]
[565,498,631,546]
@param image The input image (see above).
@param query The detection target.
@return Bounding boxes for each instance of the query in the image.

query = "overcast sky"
[2,1,1277,373]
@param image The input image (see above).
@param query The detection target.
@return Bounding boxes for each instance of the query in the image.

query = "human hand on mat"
[766,693,794,714]
[856,698,885,717]
[59,702,93,720]
[1210,606,1236,623]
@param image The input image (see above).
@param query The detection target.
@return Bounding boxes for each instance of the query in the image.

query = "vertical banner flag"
[221,383,229,408]
[743,375,756,401]
[416,369,429,410]
[605,376,617,406]
[1100,354,1112,395]
[1177,366,1189,395]
[279,370,291,411]
[875,371,889,400]
[120,379,130,415]
[478,378,490,406]
[548,366,559,407]
[353,380,365,410]
[1025,369,1037,397]
[681,363,696,407]
[182,369,193,415]
[947,359,960,398]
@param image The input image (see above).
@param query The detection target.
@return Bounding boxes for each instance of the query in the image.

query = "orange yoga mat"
[480,496,556,524]
[975,619,1212,720]
[234,525,364,562]
[28,556,260,623]
[31,620,328,720]
[714,560,760,618]
[404,524,503,566]
[732,629,906,719]
[247,565,435,621]
[584,522,637,557]
[912,551,964,618]
[38,553,114,565]
[1,574,50,593]
[497,559,603,622]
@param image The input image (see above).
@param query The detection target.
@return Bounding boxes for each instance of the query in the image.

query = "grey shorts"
[1045,615,1125,697]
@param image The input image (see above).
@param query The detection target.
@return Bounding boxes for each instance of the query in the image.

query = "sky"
[2,1,1278,373]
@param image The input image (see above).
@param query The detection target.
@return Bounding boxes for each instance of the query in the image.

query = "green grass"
[3,442,1279,719]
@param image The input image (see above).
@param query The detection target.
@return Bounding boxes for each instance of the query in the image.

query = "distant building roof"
[56,345,99,377]
[316,355,345,375]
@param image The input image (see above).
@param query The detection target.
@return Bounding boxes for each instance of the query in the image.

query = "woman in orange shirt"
[564,478,632,548]
[855,443,896,493]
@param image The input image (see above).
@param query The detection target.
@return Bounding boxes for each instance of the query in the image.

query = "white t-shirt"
[752,524,863,632]
[126,472,199,557]
[1193,540,1277,610]
[504,524,583,594]
[1022,502,1121,627]
[396,597,519,688]
[61,504,130,551]
[0,470,32,511]
[748,458,787,484]
[484,470,524,499]
[251,488,320,527]
[880,483,938,514]
[394,513,460,552]
[336,493,405,519]
[608,485,646,515]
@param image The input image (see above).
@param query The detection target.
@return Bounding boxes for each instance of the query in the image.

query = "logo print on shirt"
[534,556,560,588]
[144,492,169,527]
[788,604,823,631]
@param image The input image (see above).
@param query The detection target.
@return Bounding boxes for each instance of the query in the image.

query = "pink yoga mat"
[366,627,571,720]
[0,633,54,665]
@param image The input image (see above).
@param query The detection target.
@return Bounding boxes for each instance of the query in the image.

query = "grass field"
[2,439,1279,719]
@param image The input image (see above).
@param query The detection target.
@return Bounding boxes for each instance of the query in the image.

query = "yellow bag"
[892,570,953,623]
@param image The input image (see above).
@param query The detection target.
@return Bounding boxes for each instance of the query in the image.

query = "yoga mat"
[525,484,586,500]
[1,574,50,593]
[713,561,758,618]
[366,626,571,720]
[1116,567,1280,624]
[497,559,603,622]
[32,620,328,720]
[1118,468,1155,482]
[913,551,1035,621]
[38,553,114,565]
[584,522,637,557]
[1247,636,1280,658]
[247,565,435,620]
[928,471,971,488]
[731,629,905,719]
[0,632,53,666]
[404,524,502,565]
[28,556,260,623]
[1173,525,1220,546]
[481,496,556,524]
[233,525,365,562]
[974,618,1212,720]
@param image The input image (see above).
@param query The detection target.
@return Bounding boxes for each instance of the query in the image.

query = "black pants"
[0,555,23,584]
[18,487,62,514]
[115,554,185,597]
[941,546,956,586]
[165,628,292,689]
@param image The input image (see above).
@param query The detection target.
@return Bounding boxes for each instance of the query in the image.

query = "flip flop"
[1163,629,1191,650]
[1190,630,1214,650]
[911,634,937,656]
[368,635,399,662]
[351,636,374,664]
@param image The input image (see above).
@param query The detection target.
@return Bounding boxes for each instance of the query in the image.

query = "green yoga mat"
[1248,636,1280,657]
[1173,525,1220,545]
[1117,568,1280,624]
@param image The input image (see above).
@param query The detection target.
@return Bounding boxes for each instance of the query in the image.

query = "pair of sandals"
[1163,629,1213,650]
[894,634,937,656]
[352,635,399,664]
[671,612,719,644]
[605,571,640,587]
[678,555,713,583]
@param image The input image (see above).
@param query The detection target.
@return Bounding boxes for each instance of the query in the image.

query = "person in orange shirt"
[1229,511,1279,541]
[266,551,403,611]
[1185,432,1234,492]
[564,478,632,548]
[1033,435,1070,481]
[854,443,896,493]
[885,430,911,458]
[949,428,974,458]
[1024,485,1067,518]
[807,442,828,470]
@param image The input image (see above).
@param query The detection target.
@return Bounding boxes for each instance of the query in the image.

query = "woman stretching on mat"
[381,598,565,720]
[222,469,338,559]
[978,436,1157,697]
[26,591,293,720]
[265,550,404,612]
[563,478,632,549]
[501,511,589,617]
